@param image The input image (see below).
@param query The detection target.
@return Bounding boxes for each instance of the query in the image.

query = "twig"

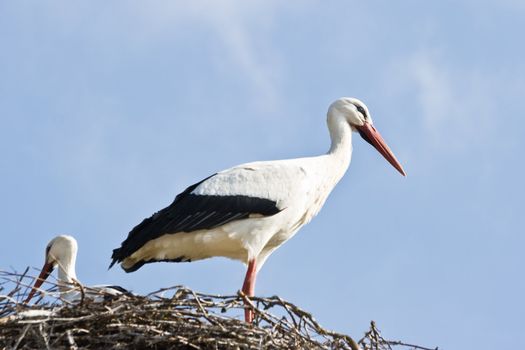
[12,324,31,350]
[386,340,439,350]
[66,329,78,350]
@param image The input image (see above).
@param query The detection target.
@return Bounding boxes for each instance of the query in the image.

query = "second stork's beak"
[357,122,406,176]
[24,262,54,304]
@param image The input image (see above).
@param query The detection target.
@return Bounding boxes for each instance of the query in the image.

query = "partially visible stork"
[110,97,406,322]
[25,235,128,304]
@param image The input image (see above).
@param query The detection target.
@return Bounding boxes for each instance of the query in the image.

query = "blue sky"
[1,1,524,349]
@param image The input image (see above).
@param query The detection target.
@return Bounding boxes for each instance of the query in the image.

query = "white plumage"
[127,156,348,270]
[111,97,405,322]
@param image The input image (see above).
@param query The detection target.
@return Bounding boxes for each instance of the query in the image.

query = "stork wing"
[110,170,286,269]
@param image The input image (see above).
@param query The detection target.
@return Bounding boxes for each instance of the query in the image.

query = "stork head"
[328,97,406,176]
[24,235,78,304]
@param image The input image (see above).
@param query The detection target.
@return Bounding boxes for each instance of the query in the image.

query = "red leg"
[242,259,257,323]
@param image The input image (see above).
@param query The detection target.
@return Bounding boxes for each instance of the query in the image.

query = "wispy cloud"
[386,50,495,153]
[124,0,287,112]
[5,1,288,113]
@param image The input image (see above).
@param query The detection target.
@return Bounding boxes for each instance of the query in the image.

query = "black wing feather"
[110,174,282,269]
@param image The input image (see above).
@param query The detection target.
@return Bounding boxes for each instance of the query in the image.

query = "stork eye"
[356,105,367,118]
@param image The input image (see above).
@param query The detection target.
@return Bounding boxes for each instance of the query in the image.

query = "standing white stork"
[110,97,405,322]
[25,235,128,304]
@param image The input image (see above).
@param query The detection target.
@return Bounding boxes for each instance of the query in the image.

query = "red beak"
[24,262,54,304]
[356,122,406,176]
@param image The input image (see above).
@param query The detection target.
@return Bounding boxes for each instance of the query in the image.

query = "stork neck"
[327,113,353,162]
[57,256,77,292]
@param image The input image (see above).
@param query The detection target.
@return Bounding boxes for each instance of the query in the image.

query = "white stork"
[110,97,405,322]
[25,235,128,304]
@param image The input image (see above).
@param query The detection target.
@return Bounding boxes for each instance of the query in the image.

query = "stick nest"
[0,269,437,350]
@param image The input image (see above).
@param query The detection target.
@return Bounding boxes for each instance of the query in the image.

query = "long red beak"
[357,122,406,176]
[24,262,54,304]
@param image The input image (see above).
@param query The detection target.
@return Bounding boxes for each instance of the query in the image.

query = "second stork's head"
[24,235,78,304]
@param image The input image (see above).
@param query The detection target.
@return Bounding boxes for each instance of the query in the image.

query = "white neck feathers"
[326,110,353,182]
[55,253,78,295]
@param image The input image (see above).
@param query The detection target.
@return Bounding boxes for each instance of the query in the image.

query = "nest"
[0,269,437,350]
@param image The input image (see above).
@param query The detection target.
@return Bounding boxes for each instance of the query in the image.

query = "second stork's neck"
[56,255,78,292]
